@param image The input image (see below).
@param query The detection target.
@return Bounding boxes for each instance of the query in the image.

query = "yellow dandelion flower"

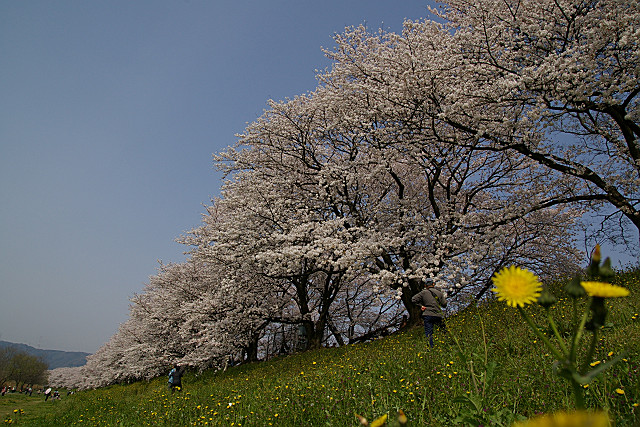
[615,388,625,395]
[512,410,610,427]
[492,266,542,307]
[371,414,388,427]
[580,281,629,298]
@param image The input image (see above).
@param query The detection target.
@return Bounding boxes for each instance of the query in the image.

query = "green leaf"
[599,258,615,280]
[574,351,628,384]
[485,361,497,384]
[453,394,483,412]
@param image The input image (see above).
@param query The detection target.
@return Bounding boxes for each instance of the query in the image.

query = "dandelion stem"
[572,298,579,335]
[570,378,586,410]
[517,306,564,362]
[451,325,479,395]
[546,310,569,357]
[581,328,599,374]
[479,316,488,399]
[569,305,590,365]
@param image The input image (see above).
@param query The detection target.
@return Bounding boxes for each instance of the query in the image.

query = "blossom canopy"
[580,282,630,298]
[491,266,542,307]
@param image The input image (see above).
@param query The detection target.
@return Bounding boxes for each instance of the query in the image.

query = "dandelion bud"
[592,244,601,264]
[355,413,368,426]
[537,289,558,309]
[565,275,586,298]
[599,258,615,280]
[587,245,602,278]
[398,410,408,426]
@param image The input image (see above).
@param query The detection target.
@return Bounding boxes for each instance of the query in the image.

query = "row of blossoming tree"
[50,0,638,390]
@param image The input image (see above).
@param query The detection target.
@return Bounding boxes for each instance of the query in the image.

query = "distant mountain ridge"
[0,340,90,369]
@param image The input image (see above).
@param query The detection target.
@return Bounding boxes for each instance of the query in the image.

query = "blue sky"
[0,1,438,353]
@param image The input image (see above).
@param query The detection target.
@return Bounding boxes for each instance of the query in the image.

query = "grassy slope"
[3,270,639,426]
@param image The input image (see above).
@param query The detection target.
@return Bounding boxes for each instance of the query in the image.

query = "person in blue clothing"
[411,280,447,347]
[168,365,185,392]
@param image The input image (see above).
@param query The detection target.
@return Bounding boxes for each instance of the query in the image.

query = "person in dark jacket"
[168,365,186,392]
[411,280,447,347]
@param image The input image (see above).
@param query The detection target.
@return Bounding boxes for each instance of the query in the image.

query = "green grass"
[0,393,51,425]
[3,270,639,426]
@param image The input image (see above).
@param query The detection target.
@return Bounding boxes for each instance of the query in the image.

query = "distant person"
[411,279,447,348]
[168,365,186,392]
[44,387,52,401]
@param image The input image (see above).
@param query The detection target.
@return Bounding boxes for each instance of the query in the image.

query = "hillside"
[0,341,89,369]
[4,269,639,426]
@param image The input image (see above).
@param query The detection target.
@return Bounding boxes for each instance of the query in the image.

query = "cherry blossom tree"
[228,78,583,324]
[186,165,404,352]
[48,366,82,390]
[325,0,639,242]
[440,0,639,229]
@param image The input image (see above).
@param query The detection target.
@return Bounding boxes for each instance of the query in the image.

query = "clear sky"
[0,1,439,353]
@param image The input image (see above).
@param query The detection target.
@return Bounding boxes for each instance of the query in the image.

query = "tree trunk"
[326,320,346,346]
[400,280,422,325]
[304,320,322,350]
[243,333,260,363]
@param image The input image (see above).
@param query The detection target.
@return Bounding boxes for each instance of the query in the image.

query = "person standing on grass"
[168,365,185,392]
[411,279,447,348]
